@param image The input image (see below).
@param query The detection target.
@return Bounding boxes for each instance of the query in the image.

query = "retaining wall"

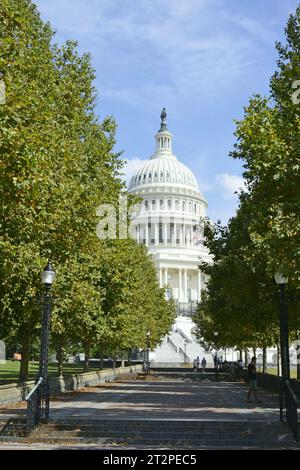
[0,364,143,404]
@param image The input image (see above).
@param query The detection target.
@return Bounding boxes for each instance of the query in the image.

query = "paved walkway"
[44,379,279,422]
[0,378,280,422]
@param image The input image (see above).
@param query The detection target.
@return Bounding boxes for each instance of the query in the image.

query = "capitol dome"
[128,155,199,191]
[129,108,205,204]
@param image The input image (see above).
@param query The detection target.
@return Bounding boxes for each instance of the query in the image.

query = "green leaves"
[195,6,300,352]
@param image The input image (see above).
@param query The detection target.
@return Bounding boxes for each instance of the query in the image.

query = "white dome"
[128,156,199,190]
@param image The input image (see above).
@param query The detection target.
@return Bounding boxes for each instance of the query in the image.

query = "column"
[183,225,186,247]
[179,268,182,301]
[159,268,163,287]
[197,270,201,302]
[164,223,168,245]
[183,269,188,300]
[164,267,168,286]
[155,222,159,245]
[180,225,183,246]
[188,226,192,246]
[145,223,149,246]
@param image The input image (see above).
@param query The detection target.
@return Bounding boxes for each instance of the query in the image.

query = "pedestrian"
[246,357,262,403]
[193,358,197,373]
[217,357,221,371]
[201,357,207,372]
[213,355,217,369]
[196,356,200,372]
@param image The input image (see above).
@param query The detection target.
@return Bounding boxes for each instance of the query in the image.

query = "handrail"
[25,377,43,401]
[285,380,300,405]
[179,347,190,363]
[175,328,192,343]
[26,376,49,436]
[167,336,177,353]
[280,379,299,442]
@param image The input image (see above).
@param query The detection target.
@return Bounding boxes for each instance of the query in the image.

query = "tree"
[194,7,300,369]
[0,0,123,380]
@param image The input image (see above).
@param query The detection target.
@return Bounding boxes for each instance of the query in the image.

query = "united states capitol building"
[128,109,297,368]
[128,109,214,365]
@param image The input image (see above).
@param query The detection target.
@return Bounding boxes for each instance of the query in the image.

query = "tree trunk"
[99,354,104,370]
[244,349,248,367]
[262,347,267,373]
[239,350,242,361]
[56,342,65,377]
[112,356,117,369]
[127,349,132,365]
[277,344,281,377]
[19,335,30,383]
[252,347,256,358]
[83,348,90,372]
[121,357,125,368]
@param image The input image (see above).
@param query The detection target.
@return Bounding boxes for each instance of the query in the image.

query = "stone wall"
[0,364,143,405]
[235,368,300,396]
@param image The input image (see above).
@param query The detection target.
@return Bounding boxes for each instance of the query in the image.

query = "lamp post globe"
[274,272,288,286]
[41,261,56,288]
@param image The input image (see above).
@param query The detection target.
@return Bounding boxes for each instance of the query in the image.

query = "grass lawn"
[0,361,102,385]
[257,367,297,379]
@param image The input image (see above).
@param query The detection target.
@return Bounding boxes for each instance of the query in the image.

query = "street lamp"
[39,261,56,419]
[146,331,151,374]
[274,272,289,381]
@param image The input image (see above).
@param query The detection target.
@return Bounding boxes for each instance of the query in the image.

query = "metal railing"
[179,347,190,363]
[25,377,49,436]
[167,336,178,353]
[175,328,192,343]
[280,379,300,441]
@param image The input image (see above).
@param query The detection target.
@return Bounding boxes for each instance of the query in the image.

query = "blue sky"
[35,0,299,223]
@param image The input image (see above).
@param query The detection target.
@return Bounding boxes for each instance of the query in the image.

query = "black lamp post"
[274,272,290,381]
[146,330,151,374]
[39,261,56,419]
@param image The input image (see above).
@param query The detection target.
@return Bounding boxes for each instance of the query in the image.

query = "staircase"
[0,418,298,449]
[153,319,214,366]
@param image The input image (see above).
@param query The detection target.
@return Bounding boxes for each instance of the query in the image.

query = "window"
[145,200,148,210]
[160,199,164,208]
[167,199,172,208]
[167,273,172,280]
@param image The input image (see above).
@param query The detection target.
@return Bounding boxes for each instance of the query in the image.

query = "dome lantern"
[154,108,173,156]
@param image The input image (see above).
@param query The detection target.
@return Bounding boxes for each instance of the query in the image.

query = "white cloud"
[216,173,246,200]
[121,157,147,185]
[36,0,274,111]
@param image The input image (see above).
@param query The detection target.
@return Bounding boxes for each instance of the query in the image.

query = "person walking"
[246,357,262,403]
[196,356,200,372]
[213,355,218,369]
[193,358,197,373]
[201,357,207,372]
